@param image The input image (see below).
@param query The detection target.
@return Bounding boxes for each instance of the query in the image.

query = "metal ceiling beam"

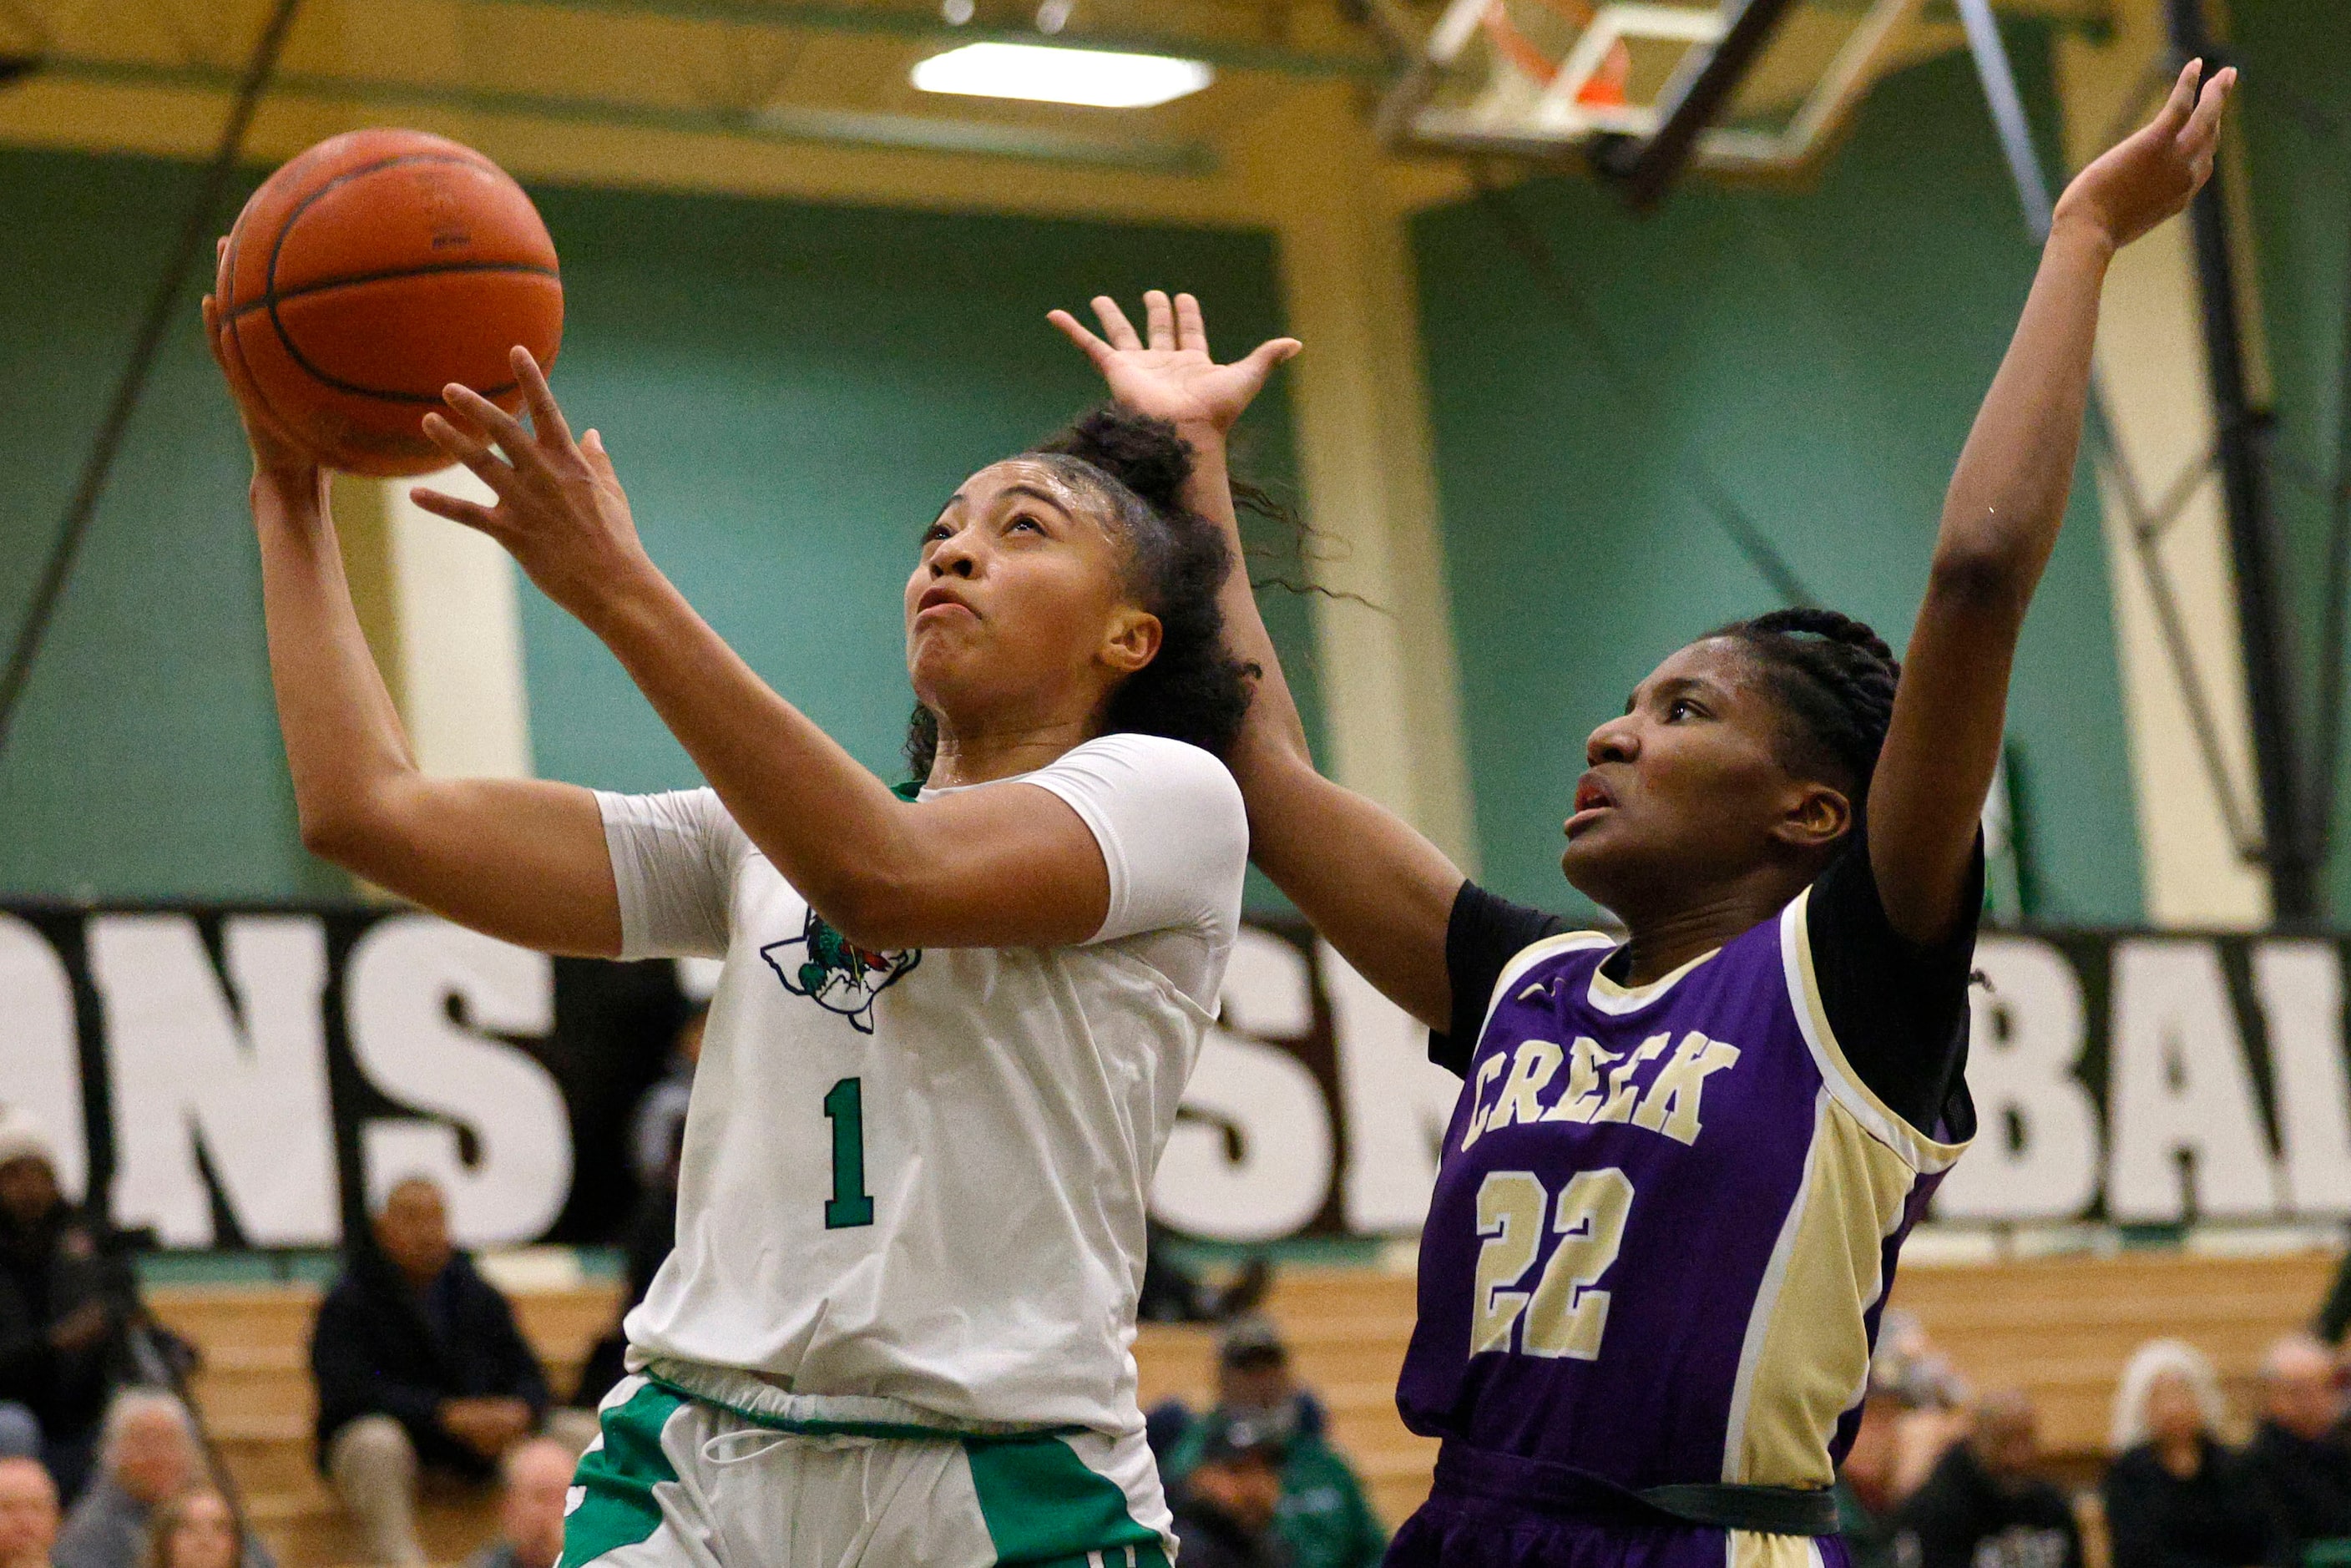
[478,0,1390,80]
[25,52,1219,173]
[2166,0,2314,924]
[1590,0,1803,210]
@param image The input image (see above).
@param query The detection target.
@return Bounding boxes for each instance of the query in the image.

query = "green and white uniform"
[569,733,1247,1568]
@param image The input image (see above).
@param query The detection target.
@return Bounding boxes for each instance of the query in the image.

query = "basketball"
[210,128,563,478]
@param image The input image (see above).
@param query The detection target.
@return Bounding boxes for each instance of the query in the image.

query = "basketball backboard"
[1379,0,1929,178]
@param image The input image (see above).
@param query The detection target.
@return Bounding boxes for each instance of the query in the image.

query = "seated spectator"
[138,1490,244,1568]
[1165,1320,1383,1568]
[311,1177,552,1567]
[1898,1388,2081,1568]
[1139,1226,1271,1326]
[0,1110,138,1500]
[1171,1411,1292,1568]
[2103,1339,2268,1568]
[1874,1308,1974,1500]
[0,1456,59,1568]
[1838,1382,1920,1568]
[53,1393,265,1568]
[2241,1333,2351,1568]
[461,1440,573,1568]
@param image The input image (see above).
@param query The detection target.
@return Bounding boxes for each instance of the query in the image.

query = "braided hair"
[1710,607,1902,825]
[903,407,1256,780]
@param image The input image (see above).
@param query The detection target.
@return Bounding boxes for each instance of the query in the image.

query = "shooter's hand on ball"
[414,345,655,626]
[1049,289,1297,442]
[2052,58,2235,254]
[201,239,323,497]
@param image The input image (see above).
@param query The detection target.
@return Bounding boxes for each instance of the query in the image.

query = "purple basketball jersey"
[1396,888,1969,1494]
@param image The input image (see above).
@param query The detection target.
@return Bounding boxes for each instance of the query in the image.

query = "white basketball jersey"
[599,734,1246,1438]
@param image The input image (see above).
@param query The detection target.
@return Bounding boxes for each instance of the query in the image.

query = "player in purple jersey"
[1055,55,2235,1568]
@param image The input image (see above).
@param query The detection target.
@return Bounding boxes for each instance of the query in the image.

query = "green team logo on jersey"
[761,907,920,1034]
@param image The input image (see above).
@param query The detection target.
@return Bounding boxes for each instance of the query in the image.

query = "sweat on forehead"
[1024,454,1154,536]
[946,459,1129,539]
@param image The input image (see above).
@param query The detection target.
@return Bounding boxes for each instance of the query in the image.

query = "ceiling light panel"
[911,42,1215,109]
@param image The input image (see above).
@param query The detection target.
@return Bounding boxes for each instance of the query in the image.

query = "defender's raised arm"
[1054,291,1469,1031]
[1868,58,2235,945]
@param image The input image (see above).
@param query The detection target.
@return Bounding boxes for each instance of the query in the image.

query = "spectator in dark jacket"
[1897,1390,2081,1568]
[1171,1412,1292,1568]
[0,1110,138,1502]
[2240,1334,2351,1568]
[1165,1320,1383,1568]
[311,1177,550,1567]
[2103,1340,2268,1568]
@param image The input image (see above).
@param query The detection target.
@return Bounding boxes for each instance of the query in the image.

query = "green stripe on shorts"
[559,1381,686,1568]
[962,1434,1168,1567]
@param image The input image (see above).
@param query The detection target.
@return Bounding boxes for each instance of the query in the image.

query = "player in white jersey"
[209,303,1298,1563]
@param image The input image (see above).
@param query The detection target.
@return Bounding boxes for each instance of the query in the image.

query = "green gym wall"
[2237,2,2351,923]
[0,155,1311,903]
[2,21,2338,923]
[1411,42,2145,924]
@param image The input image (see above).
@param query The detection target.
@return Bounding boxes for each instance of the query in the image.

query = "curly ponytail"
[1711,607,1902,817]
[903,407,1257,781]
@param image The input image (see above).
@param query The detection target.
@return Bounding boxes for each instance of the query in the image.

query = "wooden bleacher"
[1138,1269,1434,1529]
[150,1282,623,1567]
[148,1247,2345,1567]
[1894,1247,2342,1482]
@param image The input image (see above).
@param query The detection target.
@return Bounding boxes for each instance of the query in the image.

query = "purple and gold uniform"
[1390,838,1977,1568]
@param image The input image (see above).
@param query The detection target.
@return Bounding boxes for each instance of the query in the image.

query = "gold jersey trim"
[1721,1090,1919,1487]
[1778,889,1970,1175]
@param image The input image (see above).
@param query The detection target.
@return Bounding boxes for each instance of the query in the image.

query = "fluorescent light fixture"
[912,42,1214,109]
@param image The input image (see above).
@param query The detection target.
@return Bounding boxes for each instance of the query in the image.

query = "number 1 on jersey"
[822,1076,875,1229]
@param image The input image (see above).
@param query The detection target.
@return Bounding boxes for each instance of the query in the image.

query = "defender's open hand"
[2054,58,2236,253]
[1050,290,1298,438]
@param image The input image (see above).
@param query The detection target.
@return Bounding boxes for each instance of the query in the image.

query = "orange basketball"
[212,129,563,478]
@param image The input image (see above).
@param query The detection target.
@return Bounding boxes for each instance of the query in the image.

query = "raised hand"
[202,236,321,488]
[412,346,652,622]
[2054,58,2236,252]
[1049,289,1299,438]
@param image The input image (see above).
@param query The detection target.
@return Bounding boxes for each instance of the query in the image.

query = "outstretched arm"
[204,286,622,956]
[1052,292,1466,1029]
[1870,60,2234,943]
[407,352,1116,954]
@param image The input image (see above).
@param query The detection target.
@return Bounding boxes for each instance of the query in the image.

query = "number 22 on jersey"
[1471,1168,1634,1359]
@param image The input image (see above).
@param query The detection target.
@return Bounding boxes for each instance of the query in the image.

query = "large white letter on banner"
[1934,937,2100,1220]
[2108,938,2280,1221]
[1154,929,1333,1242]
[347,916,571,1247]
[0,915,88,1201]
[90,915,339,1246]
[1327,938,1461,1233]
[2253,943,2351,1213]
